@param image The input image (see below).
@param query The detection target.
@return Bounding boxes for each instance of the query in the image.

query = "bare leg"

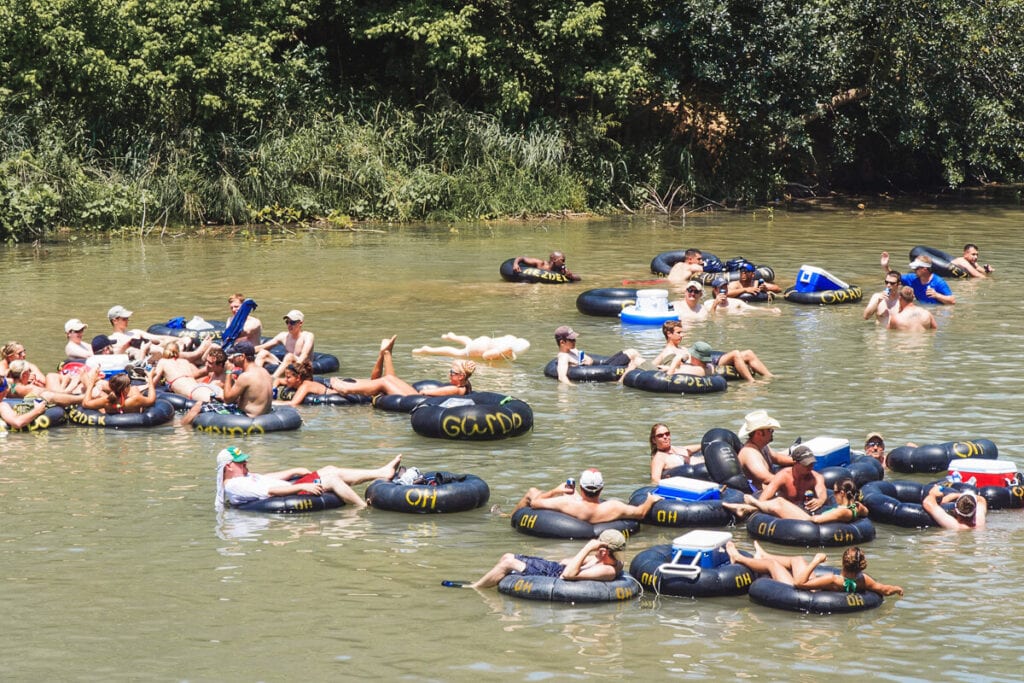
[411,345,469,358]
[270,352,296,379]
[331,374,418,396]
[742,493,811,521]
[471,553,527,588]
[740,349,773,378]
[790,553,827,586]
[512,487,543,514]
[37,390,85,407]
[726,541,794,583]
[442,333,474,346]
[718,350,753,381]
[370,337,398,379]
[617,349,645,383]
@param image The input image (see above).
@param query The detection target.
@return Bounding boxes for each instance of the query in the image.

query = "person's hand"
[928,484,942,498]
[512,261,521,273]
[301,483,324,495]
[647,492,663,503]
[805,496,824,512]
[925,286,936,298]
[984,264,993,274]
[880,251,890,268]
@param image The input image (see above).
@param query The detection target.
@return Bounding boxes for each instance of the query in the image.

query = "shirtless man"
[196,347,228,389]
[705,281,781,315]
[923,486,987,530]
[221,341,273,418]
[650,320,690,371]
[756,446,827,508]
[463,530,626,589]
[228,293,263,345]
[412,332,530,361]
[887,286,938,331]
[666,249,705,283]
[666,341,773,383]
[554,326,643,385]
[674,281,712,322]
[950,243,993,278]
[512,468,662,524]
[152,341,222,403]
[736,410,795,492]
[106,305,180,360]
[255,309,314,378]
[726,262,782,297]
[512,251,580,281]
[863,271,901,324]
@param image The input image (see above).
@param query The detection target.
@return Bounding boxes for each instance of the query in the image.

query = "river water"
[1,205,1022,681]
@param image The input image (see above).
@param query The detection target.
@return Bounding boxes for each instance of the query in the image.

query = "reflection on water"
[2,207,1024,679]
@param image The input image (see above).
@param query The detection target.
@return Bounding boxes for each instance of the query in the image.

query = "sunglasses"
[866,441,884,448]
[449,370,465,376]
[655,431,671,438]
[285,320,300,326]
[686,288,701,294]
[884,280,898,286]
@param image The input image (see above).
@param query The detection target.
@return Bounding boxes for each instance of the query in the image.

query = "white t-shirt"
[224,473,289,505]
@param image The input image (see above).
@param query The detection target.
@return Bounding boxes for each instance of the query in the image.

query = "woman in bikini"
[726,542,903,597]
[81,370,158,414]
[648,422,703,482]
[5,360,85,407]
[152,342,222,403]
[331,337,474,398]
[726,476,868,524]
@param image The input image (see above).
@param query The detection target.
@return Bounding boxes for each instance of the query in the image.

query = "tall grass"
[0,103,600,239]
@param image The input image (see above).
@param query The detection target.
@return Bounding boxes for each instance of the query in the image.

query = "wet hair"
[684,248,702,260]
[661,320,682,339]
[963,243,978,252]
[649,423,670,456]
[451,360,476,377]
[955,493,977,518]
[206,347,227,364]
[286,360,315,382]
[108,373,131,396]
[163,342,180,359]
[842,547,867,573]
[834,477,859,501]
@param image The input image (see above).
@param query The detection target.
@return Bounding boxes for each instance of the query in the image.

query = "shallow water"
[1,206,1023,680]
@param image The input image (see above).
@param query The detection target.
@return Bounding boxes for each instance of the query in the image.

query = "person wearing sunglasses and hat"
[553,326,643,385]
[214,446,402,511]
[726,262,782,298]
[737,409,796,492]
[879,252,955,305]
[255,309,315,379]
[755,445,827,509]
[459,528,627,589]
[511,468,662,524]
[923,486,987,530]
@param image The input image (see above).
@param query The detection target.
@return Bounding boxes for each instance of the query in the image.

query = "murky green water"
[1,206,1022,681]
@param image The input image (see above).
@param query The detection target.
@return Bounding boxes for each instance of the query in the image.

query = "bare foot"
[723,502,757,519]
[752,540,766,559]
[380,453,402,479]
[381,335,397,353]
[442,332,457,342]
[743,493,759,506]
[725,541,741,562]
[813,553,827,565]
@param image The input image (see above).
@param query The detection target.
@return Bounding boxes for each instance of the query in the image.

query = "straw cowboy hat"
[738,409,781,441]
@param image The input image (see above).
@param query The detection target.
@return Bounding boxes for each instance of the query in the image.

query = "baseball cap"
[91,335,114,353]
[865,432,884,446]
[64,318,88,333]
[284,309,304,323]
[598,529,627,552]
[216,446,250,467]
[685,281,704,293]
[579,468,604,492]
[554,326,579,341]
[107,305,133,320]
[231,341,256,359]
[792,445,817,467]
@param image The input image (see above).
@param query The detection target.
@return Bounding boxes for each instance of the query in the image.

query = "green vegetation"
[1,0,1022,238]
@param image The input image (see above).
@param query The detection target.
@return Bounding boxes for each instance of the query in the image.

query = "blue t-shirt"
[900,272,950,304]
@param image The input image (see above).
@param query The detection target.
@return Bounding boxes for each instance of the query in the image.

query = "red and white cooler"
[948,460,1019,487]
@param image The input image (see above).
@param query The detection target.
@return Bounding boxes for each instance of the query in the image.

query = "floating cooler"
[85,353,131,379]
[948,459,1019,488]
[633,289,670,313]
[794,265,849,293]
[802,436,851,470]
[669,530,732,570]
[653,476,721,502]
